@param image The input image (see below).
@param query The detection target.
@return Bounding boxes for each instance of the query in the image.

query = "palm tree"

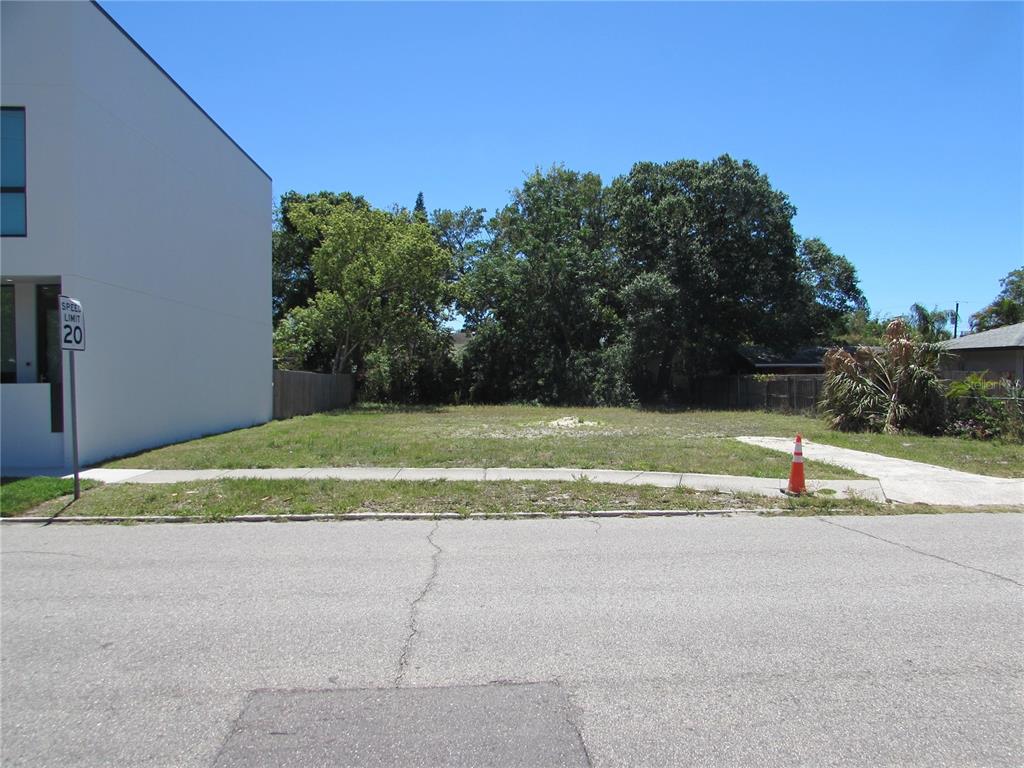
[907,303,954,342]
[821,318,947,434]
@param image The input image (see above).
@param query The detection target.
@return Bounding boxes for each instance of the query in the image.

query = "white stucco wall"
[1,1,272,471]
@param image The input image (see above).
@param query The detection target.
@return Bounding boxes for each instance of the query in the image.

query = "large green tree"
[460,166,623,404]
[798,237,867,343]
[272,190,369,325]
[273,197,450,378]
[609,155,811,397]
[971,267,1024,332]
[430,206,487,281]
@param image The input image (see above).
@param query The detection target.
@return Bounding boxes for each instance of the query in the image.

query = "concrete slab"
[679,472,779,494]
[485,467,585,482]
[394,467,486,481]
[125,469,227,483]
[624,471,684,488]
[737,436,1024,506]
[75,468,155,484]
[304,468,402,480]
[574,469,645,484]
[217,468,313,480]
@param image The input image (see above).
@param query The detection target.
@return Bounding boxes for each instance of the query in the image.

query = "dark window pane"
[1,192,25,236]
[1,285,14,383]
[1,109,25,188]
[36,284,63,432]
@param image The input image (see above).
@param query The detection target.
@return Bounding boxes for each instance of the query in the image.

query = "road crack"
[555,679,594,767]
[817,517,1023,588]
[394,521,442,687]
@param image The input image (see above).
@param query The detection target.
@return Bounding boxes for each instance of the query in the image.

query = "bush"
[360,327,458,405]
[945,374,1004,439]
[1003,379,1024,442]
[821,318,947,434]
[945,374,1024,442]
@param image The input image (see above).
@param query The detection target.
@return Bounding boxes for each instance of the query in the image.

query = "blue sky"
[104,1,1023,325]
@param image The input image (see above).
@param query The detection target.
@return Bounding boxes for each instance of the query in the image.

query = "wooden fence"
[680,374,826,412]
[272,370,354,420]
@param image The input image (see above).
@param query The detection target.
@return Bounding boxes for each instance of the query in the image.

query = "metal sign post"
[59,295,85,500]
[68,349,80,499]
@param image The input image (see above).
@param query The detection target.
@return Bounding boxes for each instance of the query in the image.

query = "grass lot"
[105,406,860,478]
[0,477,97,517]
[102,405,1024,478]
[14,478,920,520]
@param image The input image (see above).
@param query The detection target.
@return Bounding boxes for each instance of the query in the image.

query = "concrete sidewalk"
[737,436,1023,506]
[73,466,887,502]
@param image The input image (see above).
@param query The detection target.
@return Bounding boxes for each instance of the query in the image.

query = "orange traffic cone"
[787,434,807,495]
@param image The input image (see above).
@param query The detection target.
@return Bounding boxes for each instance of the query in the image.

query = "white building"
[1,1,272,474]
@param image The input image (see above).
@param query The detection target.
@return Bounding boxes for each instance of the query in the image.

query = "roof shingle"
[942,322,1024,350]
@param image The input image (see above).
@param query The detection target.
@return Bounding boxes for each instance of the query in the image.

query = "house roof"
[737,346,830,368]
[737,348,831,372]
[942,322,1024,351]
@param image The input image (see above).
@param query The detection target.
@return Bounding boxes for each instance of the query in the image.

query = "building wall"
[1,1,272,470]
[942,349,1024,382]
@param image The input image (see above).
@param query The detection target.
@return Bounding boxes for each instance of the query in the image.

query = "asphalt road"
[2,514,1022,767]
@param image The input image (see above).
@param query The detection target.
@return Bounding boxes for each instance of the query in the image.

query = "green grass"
[15,478,886,520]
[100,405,1024,479]
[16,478,1018,521]
[0,476,98,517]
[104,405,861,478]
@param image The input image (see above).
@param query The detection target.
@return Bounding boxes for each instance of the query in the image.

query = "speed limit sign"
[59,295,85,351]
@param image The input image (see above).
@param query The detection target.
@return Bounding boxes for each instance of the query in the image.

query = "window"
[1,107,26,236]
[36,284,63,432]
[1,285,14,383]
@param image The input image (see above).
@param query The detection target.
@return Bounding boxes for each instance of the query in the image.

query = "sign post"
[59,296,85,500]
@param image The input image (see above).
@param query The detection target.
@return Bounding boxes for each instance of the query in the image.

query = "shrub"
[360,327,458,404]
[1001,379,1024,442]
[945,373,1005,440]
[945,375,1024,442]
[821,318,947,434]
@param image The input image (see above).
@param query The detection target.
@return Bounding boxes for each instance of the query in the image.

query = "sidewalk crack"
[394,521,442,686]
[817,517,1023,588]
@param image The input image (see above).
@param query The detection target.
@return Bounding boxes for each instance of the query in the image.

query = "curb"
[0,508,793,524]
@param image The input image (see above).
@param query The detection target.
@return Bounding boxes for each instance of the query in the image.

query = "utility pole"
[953,302,959,338]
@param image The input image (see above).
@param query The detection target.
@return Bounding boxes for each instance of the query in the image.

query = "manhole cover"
[214,682,589,767]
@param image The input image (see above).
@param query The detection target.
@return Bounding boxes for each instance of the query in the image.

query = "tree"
[821,318,947,435]
[272,190,369,325]
[413,191,427,223]
[430,206,487,280]
[273,197,450,376]
[798,238,867,343]
[609,155,811,396]
[971,267,1024,331]
[907,303,954,342]
[460,166,624,404]
[835,309,891,346]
